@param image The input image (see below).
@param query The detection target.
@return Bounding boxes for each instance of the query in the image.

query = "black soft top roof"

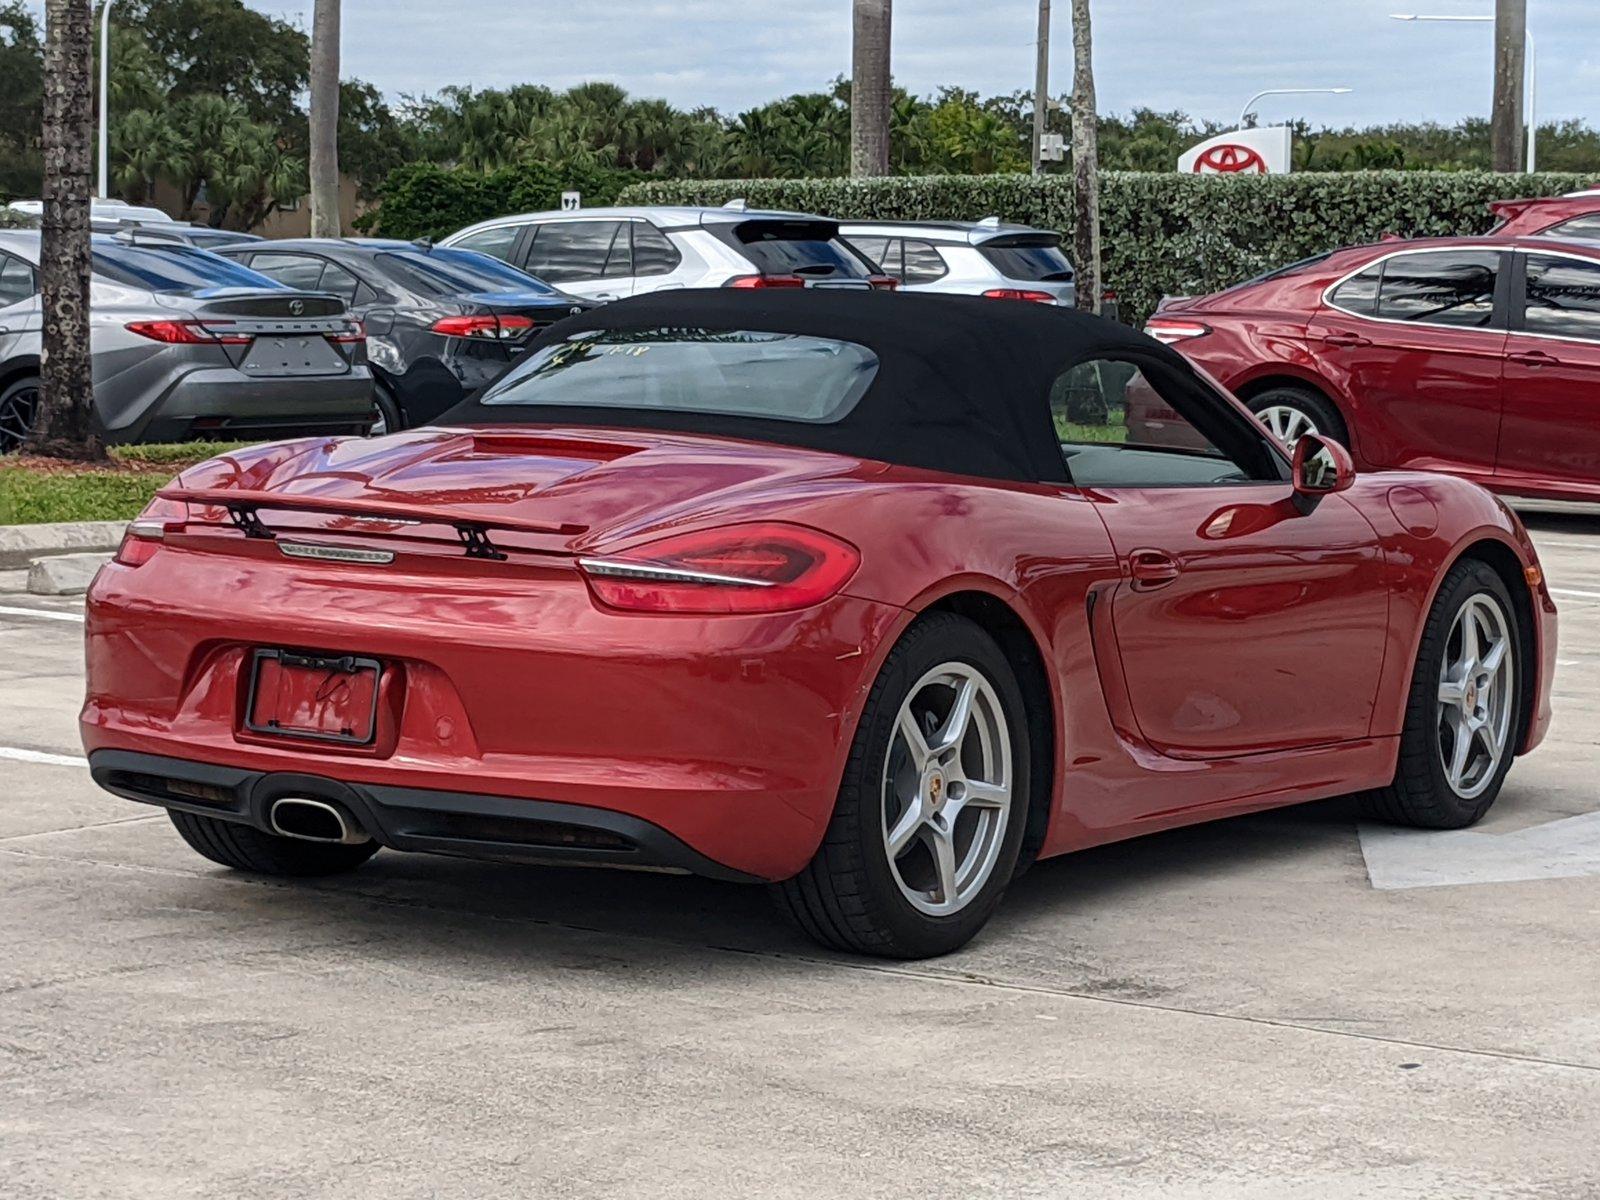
[441,288,1178,482]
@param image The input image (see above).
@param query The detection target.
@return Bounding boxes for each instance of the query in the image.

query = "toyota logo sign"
[288,299,305,316]
[1193,143,1268,174]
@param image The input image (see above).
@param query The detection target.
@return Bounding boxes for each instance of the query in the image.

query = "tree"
[35,0,102,462]
[1068,0,1100,314]
[1491,0,1525,172]
[850,0,891,175]
[308,0,339,235]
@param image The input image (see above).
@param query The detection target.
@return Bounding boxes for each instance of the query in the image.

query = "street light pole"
[1238,87,1352,130]
[97,0,112,199]
[1390,14,1537,172]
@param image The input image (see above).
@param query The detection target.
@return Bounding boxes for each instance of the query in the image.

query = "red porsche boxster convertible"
[82,291,1557,958]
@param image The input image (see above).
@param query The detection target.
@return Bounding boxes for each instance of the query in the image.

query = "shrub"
[617,171,1591,321]
[361,161,641,240]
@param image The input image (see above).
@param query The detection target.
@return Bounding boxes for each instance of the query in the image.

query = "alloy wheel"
[368,403,388,437]
[1257,403,1318,450]
[0,383,40,453]
[881,662,1012,917]
[1436,594,1515,800]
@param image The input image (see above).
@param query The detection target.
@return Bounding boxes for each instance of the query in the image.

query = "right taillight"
[725,274,807,289]
[982,288,1055,304]
[577,522,859,614]
[1142,319,1211,344]
[114,496,189,567]
[432,314,536,340]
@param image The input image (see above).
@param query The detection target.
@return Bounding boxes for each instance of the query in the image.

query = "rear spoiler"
[157,486,587,561]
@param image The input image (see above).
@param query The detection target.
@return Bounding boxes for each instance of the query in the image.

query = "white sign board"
[1177,126,1292,175]
[1039,133,1067,163]
[560,191,581,211]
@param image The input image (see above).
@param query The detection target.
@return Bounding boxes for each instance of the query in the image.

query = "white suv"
[839,218,1077,305]
[441,202,891,301]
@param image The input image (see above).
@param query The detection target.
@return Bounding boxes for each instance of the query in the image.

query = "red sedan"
[82,291,1556,958]
[1145,235,1600,503]
[1489,189,1600,240]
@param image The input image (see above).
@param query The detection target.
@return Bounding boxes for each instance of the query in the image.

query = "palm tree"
[308,0,340,236]
[850,0,891,175]
[109,107,185,203]
[171,94,246,216]
[1069,0,1100,313]
[34,0,102,461]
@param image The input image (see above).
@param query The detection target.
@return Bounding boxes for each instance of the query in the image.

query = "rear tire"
[1245,384,1347,451]
[168,810,379,877]
[0,374,40,454]
[1360,559,1523,829]
[369,381,404,437]
[774,613,1030,959]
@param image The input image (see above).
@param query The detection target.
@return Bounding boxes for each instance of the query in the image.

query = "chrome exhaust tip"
[268,797,368,845]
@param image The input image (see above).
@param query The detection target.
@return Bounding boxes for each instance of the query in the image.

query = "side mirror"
[1291,434,1354,514]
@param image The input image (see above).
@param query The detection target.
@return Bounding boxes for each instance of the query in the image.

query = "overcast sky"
[55,0,1600,128]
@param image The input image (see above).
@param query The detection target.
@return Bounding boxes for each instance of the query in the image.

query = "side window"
[600,224,632,278]
[317,262,363,306]
[524,221,624,283]
[1547,214,1600,243]
[1522,253,1600,341]
[1376,250,1499,328]
[0,254,36,306]
[1052,357,1274,487]
[901,240,948,285]
[1329,263,1382,316]
[452,225,522,263]
[248,253,326,292]
[850,236,890,267]
[630,222,681,276]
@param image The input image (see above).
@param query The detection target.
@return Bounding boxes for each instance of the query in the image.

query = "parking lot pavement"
[3,522,1599,1200]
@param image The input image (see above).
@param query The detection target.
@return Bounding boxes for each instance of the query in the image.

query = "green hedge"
[618,171,1591,321]
[360,161,641,240]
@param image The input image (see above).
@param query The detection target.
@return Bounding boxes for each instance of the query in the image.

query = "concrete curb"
[0,521,127,569]
[28,552,111,597]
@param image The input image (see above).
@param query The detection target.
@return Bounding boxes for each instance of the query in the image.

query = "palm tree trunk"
[308,0,341,237]
[35,0,103,462]
[850,0,891,176]
[1068,0,1101,314]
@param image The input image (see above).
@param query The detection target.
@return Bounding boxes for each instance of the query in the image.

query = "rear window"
[375,248,561,297]
[723,220,874,279]
[978,236,1074,282]
[91,242,285,294]
[479,327,879,423]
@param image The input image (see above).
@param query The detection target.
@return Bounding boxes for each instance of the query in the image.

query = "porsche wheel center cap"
[926,770,946,809]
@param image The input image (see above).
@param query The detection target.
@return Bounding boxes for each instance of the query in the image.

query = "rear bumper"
[106,367,374,444]
[90,749,762,882]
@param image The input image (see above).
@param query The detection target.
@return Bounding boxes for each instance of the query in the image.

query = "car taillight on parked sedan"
[125,319,251,346]
[1142,318,1211,344]
[868,275,899,291]
[725,275,808,289]
[431,315,536,340]
[577,523,860,615]
[114,496,189,567]
[982,288,1055,304]
[329,319,366,345]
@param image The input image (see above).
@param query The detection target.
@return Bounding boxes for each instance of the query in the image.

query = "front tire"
[1362,559,1523,829]
[0,374,40,454]
[775,613,1031,959]
[168,810,379,877]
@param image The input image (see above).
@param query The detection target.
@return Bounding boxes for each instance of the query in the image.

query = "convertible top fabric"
[440,288,1179,483]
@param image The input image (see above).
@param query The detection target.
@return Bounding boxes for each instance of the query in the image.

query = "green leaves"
[364,162,638,241]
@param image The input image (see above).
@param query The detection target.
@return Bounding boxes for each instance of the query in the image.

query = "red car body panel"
[1489,193,1600,238]
[1151,236,1600,504]
[81,425,1556,881]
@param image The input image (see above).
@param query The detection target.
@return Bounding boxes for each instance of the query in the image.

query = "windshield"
[376,248,562,297]
[91,242,285,295]
[479,327,879,423]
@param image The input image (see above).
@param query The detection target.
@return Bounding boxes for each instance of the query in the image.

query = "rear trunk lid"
[161,289,361,375]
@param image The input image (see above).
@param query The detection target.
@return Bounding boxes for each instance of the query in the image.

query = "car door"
[0,250,42,352]
[1497,249,1600,492]
[519,220,631,301]
[1309,247,1508,479]
[1061,354,1390,759]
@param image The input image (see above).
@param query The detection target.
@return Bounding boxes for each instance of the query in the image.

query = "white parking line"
[0,604,84,624]
[0,745,87,768]
[1549,588,1600,602]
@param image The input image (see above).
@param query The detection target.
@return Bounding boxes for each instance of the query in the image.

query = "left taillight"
[982,288,1055,304]
[577,522,860,615]
[126,319,250,346]
[114,496,188,567]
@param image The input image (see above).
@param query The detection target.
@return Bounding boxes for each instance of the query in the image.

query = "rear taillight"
[126,319,250,346]
[868,275,899,291]
[1142,319,1211,344]
[431,314,536,340]
[725,275,807,289]
[578,523,859,615]
[329,319,366,345]
[982,288,1055,304]
[114,496,189,567]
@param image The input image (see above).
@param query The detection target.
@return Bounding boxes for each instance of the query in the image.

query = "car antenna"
[412,236,434,252]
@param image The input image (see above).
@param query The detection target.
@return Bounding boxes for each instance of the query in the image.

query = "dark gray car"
[0,230,372,451]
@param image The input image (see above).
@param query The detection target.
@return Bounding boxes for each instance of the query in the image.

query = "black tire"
[168,810,379,877]
[369,380,404,437]
[774,612,1031,959]
[0,374,40,454]
[1360,559,1523,829]
[1244,384,1349,448]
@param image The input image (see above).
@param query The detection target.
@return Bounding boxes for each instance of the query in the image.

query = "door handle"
[1128,549,1181,591]
[1509,349,1557,368]
[1322,332,1371,348]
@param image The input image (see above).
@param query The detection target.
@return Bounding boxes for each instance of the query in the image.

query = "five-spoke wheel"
[1436,594,1515,801]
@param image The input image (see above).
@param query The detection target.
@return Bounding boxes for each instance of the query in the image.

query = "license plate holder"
[245,649,381,746]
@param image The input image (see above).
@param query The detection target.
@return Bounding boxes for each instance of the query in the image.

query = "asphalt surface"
[3,515,1598,1199]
